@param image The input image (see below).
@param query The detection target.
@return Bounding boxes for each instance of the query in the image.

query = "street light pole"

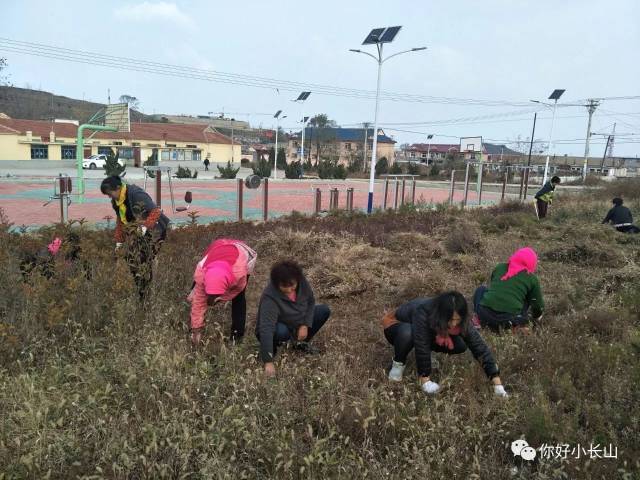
[273,110,284,180]
[531,89,564,184]
[367,43,384,213]
[351,31,426,213]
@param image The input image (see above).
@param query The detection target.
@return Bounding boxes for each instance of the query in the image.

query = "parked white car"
[82,154,125,170]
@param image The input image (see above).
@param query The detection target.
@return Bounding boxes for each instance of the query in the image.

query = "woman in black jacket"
[382,291,508,396]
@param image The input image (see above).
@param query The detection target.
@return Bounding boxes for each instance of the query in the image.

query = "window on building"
[409,152,416,158]
[113,141,123,146]
[132,142,141,146]
[185,150,193,161]
[345,143,352,150]
[193,150,202,162]
[161,150,170,161]
[31,144,48,159]
[98,147,113,156]
[118,147,134,160]
[421,153,427,158]
[61,145,76,159]
[186,144,198,149]
[166,143,177,148]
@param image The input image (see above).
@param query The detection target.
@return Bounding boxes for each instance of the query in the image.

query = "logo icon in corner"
[511,439,537,461]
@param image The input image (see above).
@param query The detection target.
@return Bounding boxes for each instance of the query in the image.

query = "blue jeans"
[473,286,529,331]
[256,304,331,357]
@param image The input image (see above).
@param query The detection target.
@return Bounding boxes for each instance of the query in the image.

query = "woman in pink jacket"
[189,238,257,346]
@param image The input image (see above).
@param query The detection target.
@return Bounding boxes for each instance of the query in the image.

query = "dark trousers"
[230,288,246,339]
[126,228,166,299]
[383,322,467,364]
[204,164,209,171]
[536,199,549,219]
[617,225,640,234]
[256,305,331,357]
[473,286,529,332]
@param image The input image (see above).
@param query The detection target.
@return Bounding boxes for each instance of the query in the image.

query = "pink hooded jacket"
[188,239,257,330]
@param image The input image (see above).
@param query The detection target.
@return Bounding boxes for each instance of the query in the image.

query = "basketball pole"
[76,124,117,203]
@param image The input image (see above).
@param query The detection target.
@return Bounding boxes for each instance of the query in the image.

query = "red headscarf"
[501,247,538,281]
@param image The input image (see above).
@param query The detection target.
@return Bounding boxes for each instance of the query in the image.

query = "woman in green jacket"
[473,247,544,333]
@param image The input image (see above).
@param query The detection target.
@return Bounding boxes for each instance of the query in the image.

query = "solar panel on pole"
[362,28,385,45]
[379,26,402,43]
[549,89,565,100]
[296,91,311,101]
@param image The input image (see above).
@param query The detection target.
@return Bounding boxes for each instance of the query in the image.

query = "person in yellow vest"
[100,176,170,298]
[534,176,561,219]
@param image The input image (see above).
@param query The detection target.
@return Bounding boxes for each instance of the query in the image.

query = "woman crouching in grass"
[472,247,544,333]
[255,261,331,378]
[382,291,508,397]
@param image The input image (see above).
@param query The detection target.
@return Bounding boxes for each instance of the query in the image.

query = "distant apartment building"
[0,117,240,164]
[287,127,396,166]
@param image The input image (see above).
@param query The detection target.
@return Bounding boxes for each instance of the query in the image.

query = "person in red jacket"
[101,176,170,298]
[188,239,257,346]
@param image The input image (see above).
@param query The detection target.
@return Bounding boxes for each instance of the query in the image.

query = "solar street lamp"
[350,27,426,213]
[273,110,286,180]
[531,88,565,183]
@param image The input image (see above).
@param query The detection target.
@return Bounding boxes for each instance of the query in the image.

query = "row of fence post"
[381,178,417,210]
[158,167,536,224]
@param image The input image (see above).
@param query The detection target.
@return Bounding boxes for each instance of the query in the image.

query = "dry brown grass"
[0,186,639,479]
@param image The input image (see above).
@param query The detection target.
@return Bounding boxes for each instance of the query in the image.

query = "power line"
[0,37,538,107]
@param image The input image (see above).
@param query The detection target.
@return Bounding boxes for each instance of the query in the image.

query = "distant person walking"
[602,197,640,233]
[188,238,257,346]
[472,247,544,333]
[203,157,210,171]
[534,175,561,219]
[100,176,169,299]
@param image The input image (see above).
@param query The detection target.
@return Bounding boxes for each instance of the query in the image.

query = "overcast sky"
[2,0,639,156]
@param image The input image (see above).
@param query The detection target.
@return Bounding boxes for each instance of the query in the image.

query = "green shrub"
[375,157,388,176]
[429,164,440,177]
[251,157,272,178]
[285,160,302,179]
[143,151,157,179]
[104,148,125,177]
[175,166,193,179]
[389,162,402,175]
[406,162,420,175]
[217,161,240,179]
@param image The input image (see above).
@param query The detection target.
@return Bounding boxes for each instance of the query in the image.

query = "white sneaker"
[388,360,405,381]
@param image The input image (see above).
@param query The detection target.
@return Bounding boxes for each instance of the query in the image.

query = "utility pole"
[526,113,537,166]
[362,122,370,172]
[607,122,616,161]
[582,99,600,180]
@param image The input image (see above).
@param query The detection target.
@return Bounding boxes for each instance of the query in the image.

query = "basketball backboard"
[459,136,483,153]
[104,103,131,132]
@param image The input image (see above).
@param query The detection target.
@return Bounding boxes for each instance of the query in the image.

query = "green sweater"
[480,263,544,318]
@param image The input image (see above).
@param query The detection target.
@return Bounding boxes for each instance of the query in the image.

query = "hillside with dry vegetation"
[0,181,639,479]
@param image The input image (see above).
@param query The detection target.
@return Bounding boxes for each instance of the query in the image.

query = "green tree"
[375,156,389,176]
[144,150,157,178]
[406,162,420,175]
[308,114,338,165]
[252,155,272,178]
[285,160,302,179]
[429,164,441,177]
[389,162,402,175]
[105,148,126,177]
[276,147,287,169]
[119,94,140,111]
[217,161,240,179]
